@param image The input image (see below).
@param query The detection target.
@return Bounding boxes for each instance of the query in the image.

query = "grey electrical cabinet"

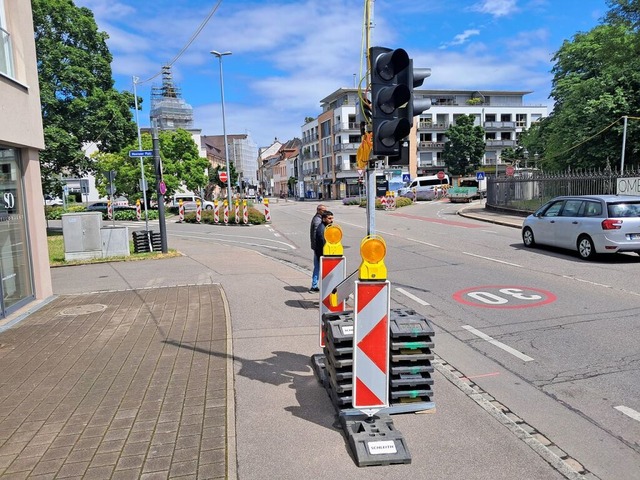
[62,212,103,261]
[101,226,130,258]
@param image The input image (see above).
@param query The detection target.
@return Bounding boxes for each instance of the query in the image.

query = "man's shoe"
[308,287,319,293]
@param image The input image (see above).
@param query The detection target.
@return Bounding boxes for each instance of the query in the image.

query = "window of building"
[321,120,331,137]
[0,0,15,78]
[516,113,527,127]
[485,114,496,122]
[486,132,496,140]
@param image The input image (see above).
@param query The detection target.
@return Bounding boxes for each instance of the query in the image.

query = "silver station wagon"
[522,194,640,260]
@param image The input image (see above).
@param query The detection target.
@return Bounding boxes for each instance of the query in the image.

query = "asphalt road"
[158,198,640,479]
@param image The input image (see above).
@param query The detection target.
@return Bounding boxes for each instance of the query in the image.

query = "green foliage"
[44,205,160,221]
[183,207,266,225]
[442,115,486,175]
[32,0,137,195]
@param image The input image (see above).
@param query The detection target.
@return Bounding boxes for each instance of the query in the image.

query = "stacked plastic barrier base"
[311,307,435,467]
[132,230,162,253]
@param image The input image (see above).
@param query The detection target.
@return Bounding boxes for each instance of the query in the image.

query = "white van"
[398,174,451,200]
[170,194,214,211]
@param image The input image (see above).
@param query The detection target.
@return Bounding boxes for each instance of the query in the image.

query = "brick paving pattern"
[0,285,228,479]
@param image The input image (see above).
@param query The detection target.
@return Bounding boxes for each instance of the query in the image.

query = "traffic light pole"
[365,166,376,236]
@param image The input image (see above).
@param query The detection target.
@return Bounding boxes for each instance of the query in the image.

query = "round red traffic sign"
[437,171,445,180]
[452,285,556,309]
[506,166,515,176]
[219,171,228,182]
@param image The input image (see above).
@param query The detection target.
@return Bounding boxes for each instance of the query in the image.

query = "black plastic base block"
[340,414,411,467]
[310,353,328,388]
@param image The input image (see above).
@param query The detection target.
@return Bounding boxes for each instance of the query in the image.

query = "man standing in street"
[309,204,326,293]
[311,210,334,293]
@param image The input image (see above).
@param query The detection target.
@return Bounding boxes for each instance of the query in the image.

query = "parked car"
[86,202,136,213]
[44,195,63,206]
[522,194,640,260]
[398,174,451,201]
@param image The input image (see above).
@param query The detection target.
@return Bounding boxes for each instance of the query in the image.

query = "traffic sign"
[357,169,364,177]
[219,171,228,182]
[437,171,445,180]
[159,181,167,195]
[506,166,515,176]
[402,173,411,182]
[129,150,153,157]
[476,171,485,181]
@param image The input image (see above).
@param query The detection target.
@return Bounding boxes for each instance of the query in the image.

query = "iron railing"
[486,168,640,213]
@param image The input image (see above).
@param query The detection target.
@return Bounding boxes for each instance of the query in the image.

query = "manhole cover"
[60,304,107,316]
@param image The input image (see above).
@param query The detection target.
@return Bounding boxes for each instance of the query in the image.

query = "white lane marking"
[395,288,430,306]
[169,233,295,251]
[463,252,522,268]
[462,325,534,362]
[614,405,640,422]
[407,238,442,249]
[562,275,610,288]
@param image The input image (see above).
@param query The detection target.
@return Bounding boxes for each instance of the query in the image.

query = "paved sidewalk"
[0,206,580,480]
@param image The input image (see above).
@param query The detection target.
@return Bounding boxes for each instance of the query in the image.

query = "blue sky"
[75,0,609,149]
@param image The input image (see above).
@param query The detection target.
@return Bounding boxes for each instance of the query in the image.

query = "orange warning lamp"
[323,224,343,256]
[359,235,387,280]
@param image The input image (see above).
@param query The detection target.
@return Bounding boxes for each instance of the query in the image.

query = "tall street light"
[211,50,233,209]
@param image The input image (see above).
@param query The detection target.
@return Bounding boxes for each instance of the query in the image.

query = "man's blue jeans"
[311,254,320,289]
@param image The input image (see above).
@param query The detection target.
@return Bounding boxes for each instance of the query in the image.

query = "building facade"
[301,88,548,199]
[0,1,53,317]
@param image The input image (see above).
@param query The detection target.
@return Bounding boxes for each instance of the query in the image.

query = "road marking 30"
[395,288,430,306]
[462,325,534,362]
[614,405,640,422]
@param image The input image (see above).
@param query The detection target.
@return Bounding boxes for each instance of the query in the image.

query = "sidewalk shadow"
[283,286,309,293]
[284,299,318,309]
[162,341,339,432]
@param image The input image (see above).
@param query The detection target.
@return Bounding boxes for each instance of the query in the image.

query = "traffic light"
[370,47,432,158]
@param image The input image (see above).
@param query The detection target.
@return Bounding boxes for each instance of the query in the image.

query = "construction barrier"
[264,198,271,222]
[196,200,202,223]
[234,200,240,224]
[223,200,229,225]
[242,200,248,225]
[107,200,113,220]
[178,200,185,223]
[213,200,219,224]
[136,199,141,221]
[319,256,346,347]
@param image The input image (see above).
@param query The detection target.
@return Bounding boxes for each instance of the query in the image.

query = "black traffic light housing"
[370,47,432,158]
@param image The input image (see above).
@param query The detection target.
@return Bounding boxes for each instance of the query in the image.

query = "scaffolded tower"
[150,65,194,130]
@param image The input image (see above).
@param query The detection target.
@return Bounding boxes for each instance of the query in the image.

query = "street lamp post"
[211,50,233,209]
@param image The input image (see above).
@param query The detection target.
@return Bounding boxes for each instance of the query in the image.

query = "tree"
[91,129,210,206]
[540,1,640,170]
[441,115,485,175]
[32,0,138,195]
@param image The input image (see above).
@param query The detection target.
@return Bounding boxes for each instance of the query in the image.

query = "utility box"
[62,212,103,261]
[101,226,130,258]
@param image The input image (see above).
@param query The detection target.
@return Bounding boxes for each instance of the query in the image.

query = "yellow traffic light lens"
[324,225,343,244]
[361,236,386,263]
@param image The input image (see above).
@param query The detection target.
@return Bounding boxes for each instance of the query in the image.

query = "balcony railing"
[418,141,445,150]
[418,121,449,130]
[332,122,360,133]
[486,139,516,147]
[301,133,319,144]
[484,121,516,129]
[333,142,359,152]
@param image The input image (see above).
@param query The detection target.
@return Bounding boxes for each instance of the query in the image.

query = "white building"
[301,88,548,199]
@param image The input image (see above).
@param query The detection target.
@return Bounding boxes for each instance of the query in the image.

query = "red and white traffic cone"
[242,200,248,224]
[178,200,184,223]
[213,200,219,224]
[234,200,240,224]
[223,200,229,225]
[264,198,271,222]
[136,199,141,221]
[196,200,202,223]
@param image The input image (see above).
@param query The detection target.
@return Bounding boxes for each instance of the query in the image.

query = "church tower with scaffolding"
[150,65,194,130]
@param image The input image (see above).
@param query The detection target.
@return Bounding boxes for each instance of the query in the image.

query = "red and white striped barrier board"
[319,256,346,347]
[223,201,229,225]
[178,201,184,223]
[196,201,202,223]
[107,201,113,220]
[353,280,390,412]
[264,199,271,222]
[136,200,141,221]
[242,201,248,224]
[213,200,219,224]
[234,201,240,224]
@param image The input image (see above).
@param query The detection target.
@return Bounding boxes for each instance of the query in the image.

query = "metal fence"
[486,168,640,213]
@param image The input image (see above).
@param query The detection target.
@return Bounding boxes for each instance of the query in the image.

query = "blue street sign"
[402,173,411,182]
[476,171,486,181]
[129,150,153,157]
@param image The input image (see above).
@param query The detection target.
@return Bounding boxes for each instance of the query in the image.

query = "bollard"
[242,200,248,225]
[264,198,271,222]
[196,199,201,223]
[234,200,240,224]
[223,200,229,225]
[136,199,141,221]
[178,199,184,223]
[213,199,219,224]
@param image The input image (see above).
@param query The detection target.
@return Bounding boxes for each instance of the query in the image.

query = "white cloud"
[440,29,481,49]
[472,0,518,17]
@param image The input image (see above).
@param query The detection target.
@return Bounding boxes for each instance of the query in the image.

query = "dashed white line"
[463,252,522,267]
[462,325,534,362]
[562,275,610,288]
[395,288,430,306]
[407,238,442,248]
[614,405,640,422]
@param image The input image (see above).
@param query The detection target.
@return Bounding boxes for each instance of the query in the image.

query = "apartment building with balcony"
[0,1,53,317]
[301,88,548,199]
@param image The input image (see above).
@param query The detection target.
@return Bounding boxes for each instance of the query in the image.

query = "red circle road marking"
[452,285,557,309]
